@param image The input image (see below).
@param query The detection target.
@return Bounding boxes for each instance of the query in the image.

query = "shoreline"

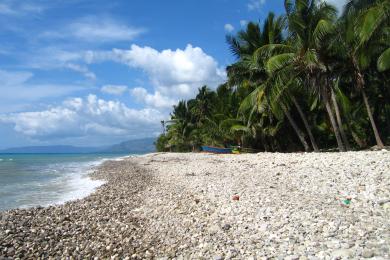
[0,154,133,212]
[1,151,389,258]
[1,157,155,258]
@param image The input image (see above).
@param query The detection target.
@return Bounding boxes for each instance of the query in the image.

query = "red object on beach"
[232,195,240,201]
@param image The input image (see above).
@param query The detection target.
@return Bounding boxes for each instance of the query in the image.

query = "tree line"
[156,0,389,153]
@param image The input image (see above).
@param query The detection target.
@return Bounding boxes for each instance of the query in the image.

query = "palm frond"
[377,47,390,72]
[266,53,295,73]
[313,19,335,47]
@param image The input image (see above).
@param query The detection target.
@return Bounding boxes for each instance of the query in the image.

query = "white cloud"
[0,70,87,113]
[41,17,144,43]
[224,23,235,33]
[247,0,266,11]
[65,63,96,81]
[0,95,164,140]
[22,47,97,80]
[131,87,177,109]
[0,1,44,15]
[0,70,33,85]
[240,20,248,27]
[20,43,226,110]
[101,85,128,95]
[98,44,227,109]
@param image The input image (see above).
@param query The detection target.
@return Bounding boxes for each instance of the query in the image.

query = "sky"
[0,0,346,149]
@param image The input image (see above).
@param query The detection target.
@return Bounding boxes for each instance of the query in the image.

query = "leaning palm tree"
[265,0,347,151]
[339,0,388,148]
[227,12,315,151]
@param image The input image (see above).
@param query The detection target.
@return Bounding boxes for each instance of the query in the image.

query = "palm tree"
[266,0,347,151]
[166,101,194,151]
[227,12,314,151]
[190,86,217,125]
[155,0,389,153]
[340,0,388,148]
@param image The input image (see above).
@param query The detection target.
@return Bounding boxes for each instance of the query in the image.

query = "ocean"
[0,153,127,212]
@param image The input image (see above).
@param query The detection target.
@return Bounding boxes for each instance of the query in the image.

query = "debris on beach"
[342,197,352,206]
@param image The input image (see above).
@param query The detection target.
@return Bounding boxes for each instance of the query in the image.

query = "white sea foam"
[111,155,134,161]
[0,155,127,211]
[50,159,110,206]
[55,172,106,205]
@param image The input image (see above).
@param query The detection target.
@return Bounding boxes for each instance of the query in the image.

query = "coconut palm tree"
[227,12,315,151]
[265,0,347,151]
[339,0,388,148]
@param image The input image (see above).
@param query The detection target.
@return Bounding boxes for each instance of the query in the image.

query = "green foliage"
[156,0,389,153]
[155,134,170,152]
[378,48,390,72]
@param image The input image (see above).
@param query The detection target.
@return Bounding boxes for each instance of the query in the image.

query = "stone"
[222,224,232,231]
[6,247,15,256]
[331,249,354,258]
[362,249,374,258]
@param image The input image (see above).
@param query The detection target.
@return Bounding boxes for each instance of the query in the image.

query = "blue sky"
[0,0,345,148]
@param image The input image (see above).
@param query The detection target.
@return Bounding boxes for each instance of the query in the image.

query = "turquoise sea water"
[0,154,127,211]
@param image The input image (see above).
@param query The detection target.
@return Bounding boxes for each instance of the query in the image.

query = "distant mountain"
[0,138,156,154]
[100,138,156,154]
[0,145,100,154]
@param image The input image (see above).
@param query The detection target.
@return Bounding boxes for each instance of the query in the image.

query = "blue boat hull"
[201,146,232,154]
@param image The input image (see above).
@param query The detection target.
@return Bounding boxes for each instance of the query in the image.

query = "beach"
[1,151,389,259]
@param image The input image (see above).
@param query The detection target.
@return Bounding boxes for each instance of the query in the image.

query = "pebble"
[1,151,389,259]
[362,249,375,258]
[331,248,354,258]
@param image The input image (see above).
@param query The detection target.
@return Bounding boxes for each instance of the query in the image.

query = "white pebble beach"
[1,151,389,259]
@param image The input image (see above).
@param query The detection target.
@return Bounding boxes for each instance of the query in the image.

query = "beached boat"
[201,146,232,154]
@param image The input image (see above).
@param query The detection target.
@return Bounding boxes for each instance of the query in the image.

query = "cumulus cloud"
[131,87,177,109]
[85,44,226,109]
[0,95,164,140]
[98,44,227,109]
[224,23,235,33]
[101,85,128,95]
[25,43,226,108]
[41,17,144,43]
[247,0,266,11]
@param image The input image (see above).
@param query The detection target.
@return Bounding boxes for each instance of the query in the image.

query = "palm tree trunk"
[291,96,319,152]
[331,89,351,150]
[361,89,385,148]
[324,96,346,152]
[260,134,268,152]
[352,59,385,148]
[343,114,367,148]
[281,104,311,152]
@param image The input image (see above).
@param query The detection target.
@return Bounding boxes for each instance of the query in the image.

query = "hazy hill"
[101,138,156,154]
[0,138,156,154]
